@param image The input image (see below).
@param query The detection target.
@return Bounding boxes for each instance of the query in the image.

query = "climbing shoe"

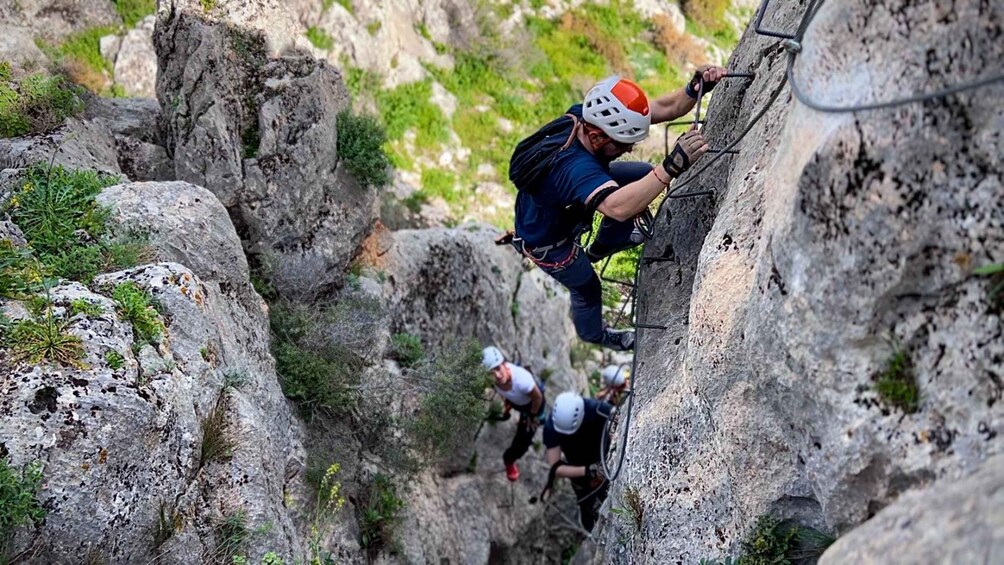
[601,328,635,351]
[505,462,520,482]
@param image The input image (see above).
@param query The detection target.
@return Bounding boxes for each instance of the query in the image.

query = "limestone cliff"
[596,0,1002,561]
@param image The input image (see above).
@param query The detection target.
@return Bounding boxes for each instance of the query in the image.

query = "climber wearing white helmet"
[596,364,630,406]
[482,346,546,482]
[543,391,615,531]
[510,67,726,352]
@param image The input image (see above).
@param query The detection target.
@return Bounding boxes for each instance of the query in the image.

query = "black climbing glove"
[686,69,718,99]
[662,129,708,178]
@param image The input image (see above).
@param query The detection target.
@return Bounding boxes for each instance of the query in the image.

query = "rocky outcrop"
[101,15,159,98]
[0,0,120,41]
[597,0,1003,561]
[1,181,310,562]
[818,453,1004,564]
[154,2,378,298]
[355,224,587,564]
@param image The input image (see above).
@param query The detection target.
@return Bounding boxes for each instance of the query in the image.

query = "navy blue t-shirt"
[543,398,613,466]
[514,105,615,248]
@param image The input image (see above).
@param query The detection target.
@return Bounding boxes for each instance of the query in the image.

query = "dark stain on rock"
[29,387,58,414]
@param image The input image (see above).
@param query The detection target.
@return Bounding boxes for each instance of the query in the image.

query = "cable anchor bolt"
[782,39,802,54]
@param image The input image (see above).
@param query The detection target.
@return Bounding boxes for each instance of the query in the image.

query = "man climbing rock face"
[482,346,545,482]
[596,364,630,406]
[543,391,614,531]
[510,67,727,350]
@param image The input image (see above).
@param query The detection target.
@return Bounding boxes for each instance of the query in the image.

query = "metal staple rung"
[601,277,635,287]
[642,257,675,264]
[668,190,715,199]
[634,323,669,330]
[723,72,756,79]
[754,0,797,39]
[708,149,739,154]
[666,119,706,126]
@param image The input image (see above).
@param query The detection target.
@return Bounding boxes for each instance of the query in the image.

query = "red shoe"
[505,462,520,482]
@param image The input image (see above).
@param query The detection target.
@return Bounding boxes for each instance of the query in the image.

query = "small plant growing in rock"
[358,473,405,553]
[700,515,836,565]
[152,500,180,549]
[390,332,424,367]
[874,346,920,414]
[69,298,103,318]
[336,110,391,189]
[112,281,164,345]
[199,393,238,467]
[112,0,156,28]
[305,27,334,50]
[0,458,46,558]
[105,349,125,370]
[222,369,250,390]
[0,68,84,136]
[209,510,248,564]
[6,305,84,367]
[974,263,1003,313]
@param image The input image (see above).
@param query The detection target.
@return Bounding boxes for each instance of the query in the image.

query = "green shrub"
[4,163,149,284]
[390,332,424,367]
[269,300,371,415]
[874,347,920,413]
[305,27,334,50]
[681,0,731,34]
[0,242,42,299]
[105,349,125,370]
[406,340,492,460]
[336,110,392,189]
[36,27,117,92]
[358,474,404,552]
[0,458,45,557]
[112,0,156,28]
[112,281,164,345]
[0,71,84,137]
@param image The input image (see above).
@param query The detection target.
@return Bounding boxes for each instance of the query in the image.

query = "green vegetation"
[614,486,644,532]
[0,458,45,559]
[112,282,164,345]
[5,306,84,367]
[701,516,835,565]
[200,393,237,466]
[874,347,920,413]
[36,27,117,92]
[374,79,449,147]
[105,349,125,370]
[974,263,1004,313]
[212,510,249,564]
[358,473,405,552]
[112,0,156,28]
[199,0,216,13]
[3,163,147,285]
[222,369,250,390]
[69,298,103,318]
[406,340,492,460]
[0,69,84,137]
[336,110,392,189]
[390,332,424,368]
[305,27,334,50]
[269,299,375,416]
[366,22,382,36]
[332,0,353,15]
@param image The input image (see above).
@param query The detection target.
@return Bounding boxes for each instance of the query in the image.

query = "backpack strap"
[560,114,581,152]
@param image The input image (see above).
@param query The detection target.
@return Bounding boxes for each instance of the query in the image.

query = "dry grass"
[652,14,708,68]
[559,12,633,77]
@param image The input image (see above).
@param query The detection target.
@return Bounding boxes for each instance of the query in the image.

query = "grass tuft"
[389,332,424,368]
[0,70,84,137]
[112,0,156,28]
[874,347,920,413]
[0,458,46,557]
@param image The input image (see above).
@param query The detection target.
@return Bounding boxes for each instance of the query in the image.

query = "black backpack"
[508,113,580,195]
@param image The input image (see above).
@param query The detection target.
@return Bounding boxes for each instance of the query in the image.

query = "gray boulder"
[155,5,378,298]
[595,0,1003,561]
[819,454,1004,564]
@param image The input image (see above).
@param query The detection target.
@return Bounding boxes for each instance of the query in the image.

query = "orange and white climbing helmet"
[582,76,651,144]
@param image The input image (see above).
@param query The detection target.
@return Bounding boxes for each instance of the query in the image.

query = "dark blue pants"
[537,162,652,344]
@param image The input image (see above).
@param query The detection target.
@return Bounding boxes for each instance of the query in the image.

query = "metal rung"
[642,256,675,264]
[635,323,668,330]
[601,277,635,287]
[668,189,714,199]
[754,0,797,39]
[665,119,705,127]
[708,149,739,154]
[723,72,756,79]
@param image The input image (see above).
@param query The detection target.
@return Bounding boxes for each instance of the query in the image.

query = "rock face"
[155,2,378,298]
[104,15,159,98]
[818,453,1004,564]
[358,224,587,564]
[0,181,310,562]
[596,0,1003,561]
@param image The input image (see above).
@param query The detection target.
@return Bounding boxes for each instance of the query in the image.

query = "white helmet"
[582,76,651,144]
[552,392,585,434]
[482,346,504,370]
[601,365,627,387]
